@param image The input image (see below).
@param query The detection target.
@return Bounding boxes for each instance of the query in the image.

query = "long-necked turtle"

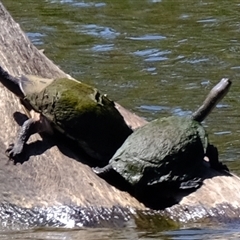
[0,66,132,163]
[93,78,231,208]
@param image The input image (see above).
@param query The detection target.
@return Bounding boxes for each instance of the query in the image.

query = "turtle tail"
[0,65,24,98]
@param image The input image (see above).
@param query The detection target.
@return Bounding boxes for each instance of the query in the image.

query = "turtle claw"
[92,167,102,175]
[5,142,24,163]
[92,164,112,177]
[180,177,203,190]
[92,166,107,177]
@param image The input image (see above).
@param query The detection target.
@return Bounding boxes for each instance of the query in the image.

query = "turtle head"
[18,75,54,96]
[0,65,55,99]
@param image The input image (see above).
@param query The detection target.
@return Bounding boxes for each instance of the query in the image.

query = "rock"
[0,1,239,229]
[0,1,146,228]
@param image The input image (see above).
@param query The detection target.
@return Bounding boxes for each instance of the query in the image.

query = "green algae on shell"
[25,77,133,162]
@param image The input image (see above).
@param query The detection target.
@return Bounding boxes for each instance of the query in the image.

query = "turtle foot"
[93,165,134,194]
[92,166,103,175]
[5,118,41,164]
[180,177,203,190]
[5,142,24,164]
[92,165,112,176]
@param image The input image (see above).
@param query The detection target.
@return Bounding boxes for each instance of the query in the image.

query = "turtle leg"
[92,164,113,177]
[6,115,45,163]
[206,144,229,172]
[93,164,134,194]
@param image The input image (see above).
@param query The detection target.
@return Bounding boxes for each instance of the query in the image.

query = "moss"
[27,78,132,162]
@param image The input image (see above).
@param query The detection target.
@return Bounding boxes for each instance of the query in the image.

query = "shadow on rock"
[143,162,233,210]
[11,112,55,164]
[11,111,104,166]
[11,112,234,212]
[98,160,233,211]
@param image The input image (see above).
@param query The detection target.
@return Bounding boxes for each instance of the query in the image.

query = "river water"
[1,0,240,239]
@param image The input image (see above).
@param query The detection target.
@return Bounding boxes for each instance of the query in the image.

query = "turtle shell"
[22,77,132,162]
[109,116,208,187]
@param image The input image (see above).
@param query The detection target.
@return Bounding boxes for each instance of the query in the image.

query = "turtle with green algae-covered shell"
[93,78,231,209]
[0,66,132,163]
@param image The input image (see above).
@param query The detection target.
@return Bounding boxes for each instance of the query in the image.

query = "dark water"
[2,0,240,238]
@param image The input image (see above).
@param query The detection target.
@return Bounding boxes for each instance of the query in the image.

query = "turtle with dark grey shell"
[93,78,231,208]
[0,66,132,163]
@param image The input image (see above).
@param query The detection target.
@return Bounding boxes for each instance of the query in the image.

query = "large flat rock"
[0,0,240,228]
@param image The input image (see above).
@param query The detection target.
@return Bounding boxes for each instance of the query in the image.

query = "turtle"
[0,66,132,163]
[93,78,231,208]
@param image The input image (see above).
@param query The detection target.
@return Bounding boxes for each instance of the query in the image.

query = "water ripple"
[149,0,162,2]
[214,131,232,135]
[26,32,45,45]
[127,34,166,41]
[49,0,106,8]
[77,24,120,39]
[72,2,106,7]
[171,108,192,117]
[197,18,217,23]
[138,105,192,118]
[91,44,114,52]
[133,48,170,62]
[139,105,170,112]
[143,67,156,73]
[181,57,209,64]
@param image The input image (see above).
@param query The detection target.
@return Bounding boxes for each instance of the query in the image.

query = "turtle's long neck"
[191,78,231,122]
[0,66,24,98]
